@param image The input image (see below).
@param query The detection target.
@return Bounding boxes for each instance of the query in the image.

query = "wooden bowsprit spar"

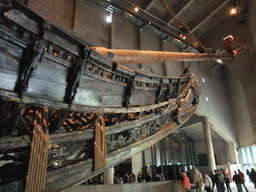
[92,47,235,64]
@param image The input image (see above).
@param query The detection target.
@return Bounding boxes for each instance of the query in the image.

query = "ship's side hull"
[0,1,201,192]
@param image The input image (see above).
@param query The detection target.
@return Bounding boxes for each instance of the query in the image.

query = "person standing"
[146,171,151,182]
[203,173,212,192]
[209,171,215,191]
[233,171,243,192]
[215,169,225,192]
[137,172,142,182]
[219,170,226,192]
[249,168,256,188]
[123,173,129,183]
[129,173,133,183]
[246,167,250,182]
[238,169,248,192]
[182,172,191,190]
[224,174,232,192]
[193,168,203,192]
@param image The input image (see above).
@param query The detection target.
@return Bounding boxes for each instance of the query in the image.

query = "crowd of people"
[179,167,256,192]
[83,166,256,192]
[114,171,167,184]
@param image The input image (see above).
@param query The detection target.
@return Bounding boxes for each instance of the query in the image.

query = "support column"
[104,166,114,184]
[132,152,143,182]
[201,116,216,172]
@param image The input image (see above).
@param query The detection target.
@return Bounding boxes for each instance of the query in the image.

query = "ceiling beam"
[188,0,230,33]
[167,0,196,25]
[140,0,158,11]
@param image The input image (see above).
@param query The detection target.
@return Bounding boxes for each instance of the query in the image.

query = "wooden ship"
[0,1,244,191]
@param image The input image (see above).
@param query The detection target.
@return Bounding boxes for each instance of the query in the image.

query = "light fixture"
[230,7,237,15]
[134,7,139,12]
[202,78,205,83]
[215,59,223,64]
[180,34,186,40]
[230,0,238,15]
[106,14,112,23]
[206,96,208,101]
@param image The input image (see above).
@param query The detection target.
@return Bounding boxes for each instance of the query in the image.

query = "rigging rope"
[94,115,106,170]
[25,107,49,192]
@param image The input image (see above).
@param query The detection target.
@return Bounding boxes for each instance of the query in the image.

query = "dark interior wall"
[28,0,110,47]
[73,0,110,47]
[111,15,140,50]
[28,0,75,32]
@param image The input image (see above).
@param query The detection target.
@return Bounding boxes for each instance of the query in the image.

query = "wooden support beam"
[188,0,230,33]
[0,135,31,151]
[140,0,158,11]
[167,0,196,26]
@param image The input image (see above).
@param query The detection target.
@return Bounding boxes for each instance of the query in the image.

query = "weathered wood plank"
[44,105,198,192]
[0,129,94,151]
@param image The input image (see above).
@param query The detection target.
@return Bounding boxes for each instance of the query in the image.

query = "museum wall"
[187,61,238,146]
[199,4,256,147]
[25,0,239,147]
[194,140,228,166]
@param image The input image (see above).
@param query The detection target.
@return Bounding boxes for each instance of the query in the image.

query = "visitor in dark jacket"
[209,171,215,191]
[249,168,256,188]
[123,173,129,183]
[137,172,143,182]
[224,174,232,192]
[215,170,225,192]
[233,171,243,192]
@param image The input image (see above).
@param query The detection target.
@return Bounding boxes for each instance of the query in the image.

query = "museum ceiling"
[91,0,247,52]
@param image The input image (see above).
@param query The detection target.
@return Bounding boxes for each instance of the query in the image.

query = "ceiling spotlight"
[182,35,186,40]
[230,7,237,15]
[134,7,139,12]
[106,14,112,23]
